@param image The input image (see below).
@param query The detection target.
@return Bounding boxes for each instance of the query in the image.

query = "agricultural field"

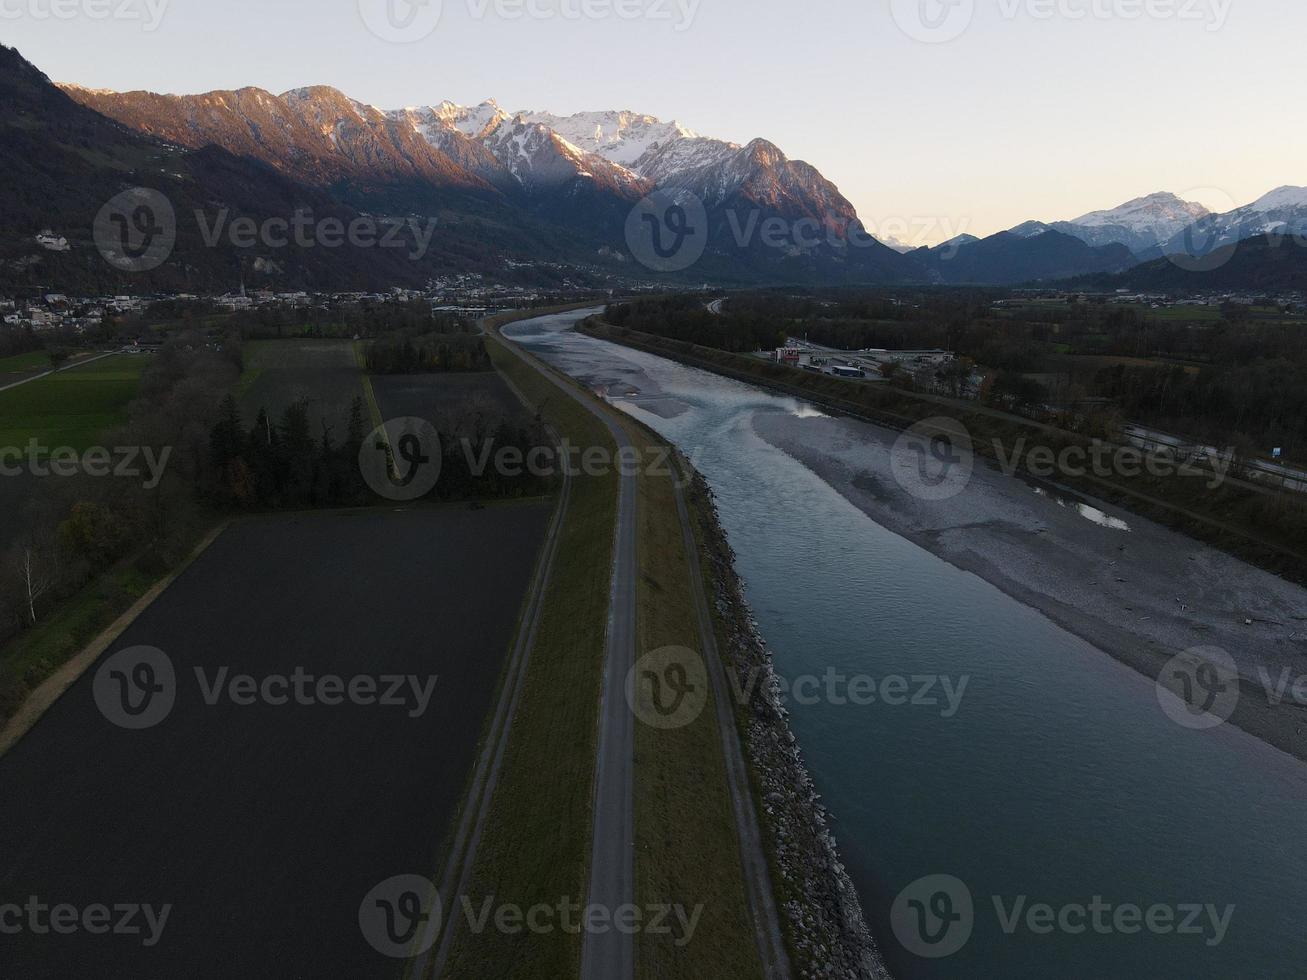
[370,371,532,430]
[0,506,551,978]
[236,340,363,442]
[0,354,146,452]
[0,350,55,387]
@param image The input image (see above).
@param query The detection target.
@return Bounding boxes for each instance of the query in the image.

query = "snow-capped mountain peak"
[431,99,510,139]
[1247,185,1307,212]
[1159,184,1307,257]
[515,108,697,167]
[1069,191,1209,230]
[1007,192,1212,254]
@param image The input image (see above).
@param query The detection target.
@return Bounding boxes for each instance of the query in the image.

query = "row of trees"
[206,395,552,509]
[606,297,786,353]
[622,289,1307,460]
[365,333,490,374]
[0,333,239,720]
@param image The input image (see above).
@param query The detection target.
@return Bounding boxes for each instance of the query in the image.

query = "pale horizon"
[6,0,1303,245]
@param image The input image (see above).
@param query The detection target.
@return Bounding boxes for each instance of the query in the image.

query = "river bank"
[752,408,1307,764]
[577,319,1307,585]
[685,467,890,980]
[517,314,1307,978]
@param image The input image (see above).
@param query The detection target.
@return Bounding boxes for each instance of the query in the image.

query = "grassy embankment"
[618,412,763,980]
[581,318,1307,584]
[439,309,764,979]
[437,318,616,979]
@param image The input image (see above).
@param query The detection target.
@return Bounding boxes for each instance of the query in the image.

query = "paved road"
[1124,423,1307,494]
[498,310,640,980]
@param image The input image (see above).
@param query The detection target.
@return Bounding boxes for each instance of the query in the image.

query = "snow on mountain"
[418,101,741,185]
[457,113,647,216]
[633,135,741,184]
[1009,221,1052,238]
[62,80,881,267]
[1245,185,1307,213]
[515,109,696,167]
[1063,191,1210,252]
[1069,191,1209,231]
[1006,193,1210,254]
[429,99,509,140]
[1161,185,1307,257]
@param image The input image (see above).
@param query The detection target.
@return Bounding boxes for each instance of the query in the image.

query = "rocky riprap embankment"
[687,471,890,980]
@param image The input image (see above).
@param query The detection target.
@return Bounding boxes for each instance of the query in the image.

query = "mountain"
[1100,233,1307,292]
[65,81,919,284]
[1157,186,1307,260]
[914,229,1137,285]
[1006,193,1210,255]
[516,108,703,169]
[0,45,587,294]
[33,48,1294,292]
[65,83,504,214]
[397,101,900,278]
[1064,192,1211,253]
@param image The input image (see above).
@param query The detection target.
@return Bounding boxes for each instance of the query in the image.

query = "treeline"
[364,332,490,374]
[0,333,238,720]
[636,288,1307,459]
[0,325,44,360]
[1097,360,1307,455]
[206,396,551,509]
[103,300,470,342]
[606,297,787,353]
[230,301,467,340]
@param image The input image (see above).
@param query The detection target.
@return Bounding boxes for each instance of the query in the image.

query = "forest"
[607,289,1307,461]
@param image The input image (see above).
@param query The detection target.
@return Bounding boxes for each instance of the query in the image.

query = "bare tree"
[19,545,55,625]
[8,526,59,627]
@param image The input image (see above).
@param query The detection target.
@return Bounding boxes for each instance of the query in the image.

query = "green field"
[0,355,146,451]
[0,351,54,379]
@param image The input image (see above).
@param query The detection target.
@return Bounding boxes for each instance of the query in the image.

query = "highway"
[1124,423,1307,494]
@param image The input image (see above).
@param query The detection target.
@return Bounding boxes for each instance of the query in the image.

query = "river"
[505,310,1307,979]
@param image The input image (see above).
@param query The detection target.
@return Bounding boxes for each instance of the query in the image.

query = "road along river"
[505,311,1307,980]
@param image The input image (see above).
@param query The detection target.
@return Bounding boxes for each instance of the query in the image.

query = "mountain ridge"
[20,56,1306,290]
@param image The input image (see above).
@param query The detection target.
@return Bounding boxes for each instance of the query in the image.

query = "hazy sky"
[6,0,1303,244]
